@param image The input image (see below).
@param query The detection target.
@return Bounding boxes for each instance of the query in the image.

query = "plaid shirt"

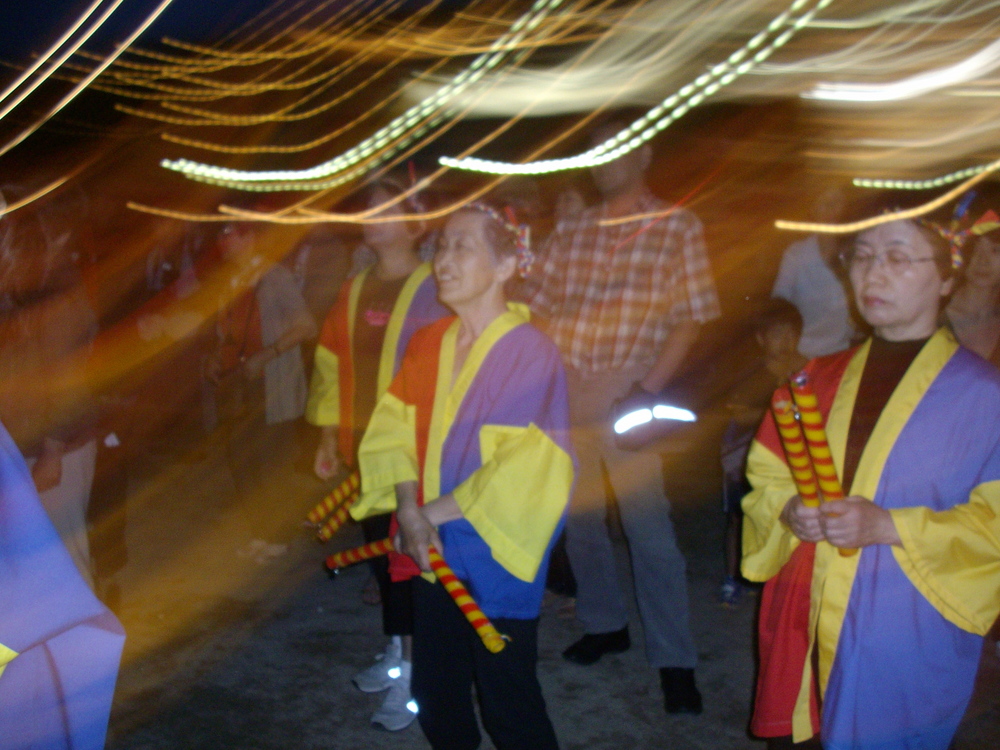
[524,192,720,373]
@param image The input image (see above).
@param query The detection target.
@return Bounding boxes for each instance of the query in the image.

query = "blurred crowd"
[3,120,1000,750]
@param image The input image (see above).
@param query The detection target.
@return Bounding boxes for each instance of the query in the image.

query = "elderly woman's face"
[434,211,512,310]
[848,219,953,341]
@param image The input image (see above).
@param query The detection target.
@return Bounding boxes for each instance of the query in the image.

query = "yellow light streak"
[0,0,177,158]
[0,0,105,107]
[0,0,128,123]
[777,158,1000,234]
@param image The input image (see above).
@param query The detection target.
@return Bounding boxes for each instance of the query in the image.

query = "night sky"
[1,0,300,62]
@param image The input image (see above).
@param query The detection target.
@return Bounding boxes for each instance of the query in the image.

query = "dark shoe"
[660,667,703,714]
[562,627,630,665]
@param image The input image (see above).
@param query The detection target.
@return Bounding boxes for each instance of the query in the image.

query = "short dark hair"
[753,297,803,337]
[844,190,956,278]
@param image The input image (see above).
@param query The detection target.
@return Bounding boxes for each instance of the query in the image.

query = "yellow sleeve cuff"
[741,439,800,582]
[452,424,573,582]
[354,392,419,520]
[890,481,1000,635]
[306,345,340,426]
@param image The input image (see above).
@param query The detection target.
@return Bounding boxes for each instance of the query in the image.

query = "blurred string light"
[152,0,611,154]
[853,163,992,190]
[43,0,372,106]
[777,154,1000,234]
[160,0,570,187]
[439,0,834,176]
[803,37,1000,101]
[0,0,178,159]
[0,0,111,112]
[103,0,385,104]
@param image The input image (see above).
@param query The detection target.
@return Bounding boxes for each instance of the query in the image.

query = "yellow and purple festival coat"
[305,262,446,463]
[0,420,125,749]
[352,306,575,618]
[743,328,1000,750]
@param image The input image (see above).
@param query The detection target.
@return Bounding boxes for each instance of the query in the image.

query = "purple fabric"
[437,324,573,619]
[823,348,1000,750]
[394,274,449,377]
[0,420,125,750]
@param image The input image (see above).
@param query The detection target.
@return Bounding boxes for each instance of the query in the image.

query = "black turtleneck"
[841,336,929,493]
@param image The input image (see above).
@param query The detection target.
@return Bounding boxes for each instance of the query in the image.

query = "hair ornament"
[465,201,535,277]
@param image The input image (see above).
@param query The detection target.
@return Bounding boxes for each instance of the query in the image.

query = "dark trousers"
[411,577,559,750]
[360,513,413,636]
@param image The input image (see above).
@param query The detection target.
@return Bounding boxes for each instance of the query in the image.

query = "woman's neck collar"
[373,244,420,281]
[453,293,508,342]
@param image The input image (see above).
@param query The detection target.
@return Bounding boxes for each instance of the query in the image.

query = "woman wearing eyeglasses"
[742,199,1000,750]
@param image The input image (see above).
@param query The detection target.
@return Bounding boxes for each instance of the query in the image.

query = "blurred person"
[743,203,1000,749]
[0,416,125,750]
[204,219,317,550]
[943,194,1000,364]
[306,175,447,731]
[353,201,572,750]
[772,187,856,357]
[349,173,437,277]
[719,299,804,607]
[0,194,100,588]
[285,223,351,334]
[522,121,721,714]
[553,185,586,230]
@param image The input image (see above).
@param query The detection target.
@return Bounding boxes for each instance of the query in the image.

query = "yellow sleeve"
[890,479,1000,635]
[0,642,16,681]
[305,344,340,427]
[452,423,573,582]
[741,438,801,582]
[353,391,419,520]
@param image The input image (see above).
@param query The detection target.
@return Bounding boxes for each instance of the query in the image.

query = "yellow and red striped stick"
[428,546,507,653]
[307,471,361,525]
[326,537,394,570]
[771,388,822,508]
[789,374,857,557]
[316,492,359,542]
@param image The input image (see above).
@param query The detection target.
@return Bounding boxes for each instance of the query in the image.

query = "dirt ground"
[101,432,999,750]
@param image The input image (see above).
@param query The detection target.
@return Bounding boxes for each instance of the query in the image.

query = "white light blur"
[387,666,401,679]
[406,700,419,714]
[804,36,1000,102]
[652,405,697,423]
[614,409,653,435]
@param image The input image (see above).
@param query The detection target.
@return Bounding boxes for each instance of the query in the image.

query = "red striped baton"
[316,492,359,542]
[789,373,857,557]
[307,471,361,525]
[428,546,507,653]
[326,537,394,570]
[771,388,822,508]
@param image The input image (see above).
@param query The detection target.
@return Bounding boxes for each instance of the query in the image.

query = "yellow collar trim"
[422,305,529,501]
[810,328,959,699]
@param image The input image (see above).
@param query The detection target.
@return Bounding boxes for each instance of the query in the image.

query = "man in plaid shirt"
[522,122,721,714]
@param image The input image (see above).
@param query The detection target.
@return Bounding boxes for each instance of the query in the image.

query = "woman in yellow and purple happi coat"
[744,197,1000,750]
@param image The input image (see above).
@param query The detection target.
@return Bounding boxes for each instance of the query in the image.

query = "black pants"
[411,577,559,750]
[360,513,413,636]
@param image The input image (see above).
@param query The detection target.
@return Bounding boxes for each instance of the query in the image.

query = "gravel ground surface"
[102,437,999,750]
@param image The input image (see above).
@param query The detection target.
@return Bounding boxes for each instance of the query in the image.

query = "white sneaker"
[353,637,402,693]
[371,661,417,731]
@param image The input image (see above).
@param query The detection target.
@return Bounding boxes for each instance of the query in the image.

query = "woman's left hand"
[820,496,901,549]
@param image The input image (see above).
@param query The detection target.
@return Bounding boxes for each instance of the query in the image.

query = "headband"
[915,190,984,269]
[464,201,534,277]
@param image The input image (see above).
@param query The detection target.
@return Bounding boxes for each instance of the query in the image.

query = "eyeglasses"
[839,248,937,274]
